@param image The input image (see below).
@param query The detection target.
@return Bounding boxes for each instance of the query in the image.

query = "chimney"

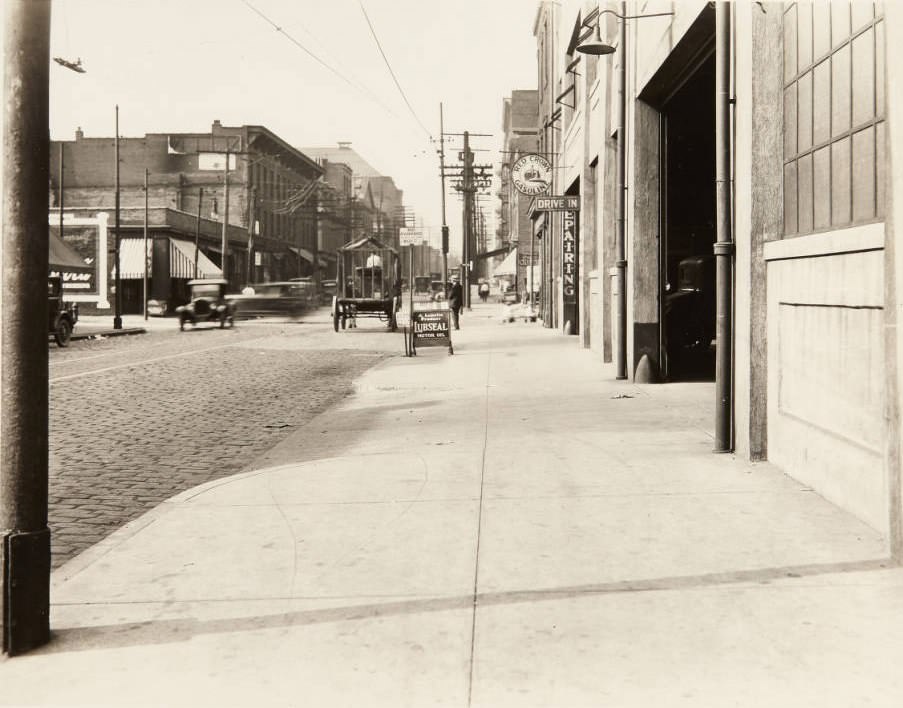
[338,141,351,150]
[75,127,83,140]
[212,119,222,132]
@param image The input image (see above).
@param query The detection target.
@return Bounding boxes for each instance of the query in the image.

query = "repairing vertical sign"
[562,210,578,305]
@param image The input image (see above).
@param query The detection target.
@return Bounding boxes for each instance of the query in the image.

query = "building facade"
[300,143,405,251]
[498,90,541,297]
[529,0,903,554]
[50,121,324,311]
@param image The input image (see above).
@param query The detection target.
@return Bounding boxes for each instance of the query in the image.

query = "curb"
[70,327,147,341]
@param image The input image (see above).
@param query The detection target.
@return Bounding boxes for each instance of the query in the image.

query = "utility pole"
[439,103,449,287]
[58,144,64,242]
[194,188,203,280]
[312,189,321,290]
[246,185,256,286]
[143,168,148,320]
[113,105,122,329]
[2,0,52,656]
[462,131,473,309]
[221,151,230,284]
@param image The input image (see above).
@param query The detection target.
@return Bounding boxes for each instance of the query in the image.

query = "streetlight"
[576,3,673,380]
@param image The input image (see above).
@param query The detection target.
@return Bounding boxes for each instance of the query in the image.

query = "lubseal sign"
[511,154,552,196]
[411,309,453,355]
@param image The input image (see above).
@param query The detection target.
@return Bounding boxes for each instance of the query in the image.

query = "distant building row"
[50,121,404,314]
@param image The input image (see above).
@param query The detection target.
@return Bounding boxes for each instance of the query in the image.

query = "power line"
[240,0,402,124]
[357,0,432,140]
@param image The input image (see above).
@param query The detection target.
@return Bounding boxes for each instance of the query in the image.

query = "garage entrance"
[661,54,716,381]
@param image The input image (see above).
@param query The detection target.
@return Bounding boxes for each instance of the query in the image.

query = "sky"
[48,0,541,248]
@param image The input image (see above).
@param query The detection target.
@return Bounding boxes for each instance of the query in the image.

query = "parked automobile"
[146,299,168,317]
[318,278,337,305]
[226,281,317,319]
[176,279,235,331]
[48,275,78,347]
[665,254,716,355]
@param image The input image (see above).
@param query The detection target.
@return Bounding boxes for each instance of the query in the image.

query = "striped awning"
[116,238,222,279]
[170,238,222,278]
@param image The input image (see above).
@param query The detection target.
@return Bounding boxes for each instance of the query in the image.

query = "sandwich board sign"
[409,308,453,355]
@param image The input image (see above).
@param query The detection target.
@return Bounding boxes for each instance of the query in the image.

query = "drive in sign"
[533,195,580,212]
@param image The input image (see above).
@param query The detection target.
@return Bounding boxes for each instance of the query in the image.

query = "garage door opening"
[662,54,716,382]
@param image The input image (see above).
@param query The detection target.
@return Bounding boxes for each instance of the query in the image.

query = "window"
[783,1,885,237]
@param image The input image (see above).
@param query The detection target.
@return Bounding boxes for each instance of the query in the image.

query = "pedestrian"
[479,281,490,303]
[447,274,463,330]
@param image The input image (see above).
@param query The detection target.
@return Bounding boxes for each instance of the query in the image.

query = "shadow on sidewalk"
[42,556,894,655]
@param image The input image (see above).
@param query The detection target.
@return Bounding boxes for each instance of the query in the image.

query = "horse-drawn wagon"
[332,236,401,332]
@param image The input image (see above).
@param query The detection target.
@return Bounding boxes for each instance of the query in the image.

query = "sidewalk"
[7,303,903,707]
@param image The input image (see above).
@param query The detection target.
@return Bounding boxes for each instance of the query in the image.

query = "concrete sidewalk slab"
[4,302,902,707]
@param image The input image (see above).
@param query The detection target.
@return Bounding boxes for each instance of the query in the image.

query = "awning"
[170,238,222,278]
[116,238,221,279]
[50,231,92,273]
[289,246,328,267]
[492,248,518,277]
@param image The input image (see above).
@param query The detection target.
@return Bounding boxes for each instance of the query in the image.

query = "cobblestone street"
[48,316,397,568]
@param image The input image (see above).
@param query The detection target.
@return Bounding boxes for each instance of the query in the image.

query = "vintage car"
[225,280,317,319]
[176,279,235,331]
[318,278,337,305]
[665,254,716,370]
[48,275,78,347]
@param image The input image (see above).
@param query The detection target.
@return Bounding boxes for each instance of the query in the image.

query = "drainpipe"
[714,1,734,452]
[614,0,628,380]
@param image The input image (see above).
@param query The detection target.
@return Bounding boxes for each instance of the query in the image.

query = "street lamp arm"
[587,7,674,25]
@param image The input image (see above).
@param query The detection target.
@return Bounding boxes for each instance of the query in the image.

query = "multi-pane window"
[783,1,885,236]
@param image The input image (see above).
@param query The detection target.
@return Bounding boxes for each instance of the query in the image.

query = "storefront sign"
[511,154,552,196]
[562,210,578,305]
[412,308,453,353]
[48,214,111,309]
[534,195,580,212]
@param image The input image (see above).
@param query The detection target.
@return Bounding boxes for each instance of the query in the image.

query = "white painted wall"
[765,225,887,532]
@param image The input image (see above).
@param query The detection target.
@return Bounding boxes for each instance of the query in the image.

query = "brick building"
[50,121,323,313]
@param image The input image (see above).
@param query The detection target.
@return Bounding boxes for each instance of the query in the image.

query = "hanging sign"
[533,195,580,212]
[511,154,552,196]
[562,210,578,305]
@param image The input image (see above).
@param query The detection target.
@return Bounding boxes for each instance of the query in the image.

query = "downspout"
[614,0,628,379]
[714,1,735,452]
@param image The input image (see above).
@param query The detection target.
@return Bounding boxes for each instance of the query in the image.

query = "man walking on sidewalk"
[448,274,463,330]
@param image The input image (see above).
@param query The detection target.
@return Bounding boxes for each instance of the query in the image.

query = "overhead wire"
[357,0,433,140]
[240,0,403,124]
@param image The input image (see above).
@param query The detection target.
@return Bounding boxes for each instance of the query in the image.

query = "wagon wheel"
[332,297,340,332]
[54,318,72,347]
